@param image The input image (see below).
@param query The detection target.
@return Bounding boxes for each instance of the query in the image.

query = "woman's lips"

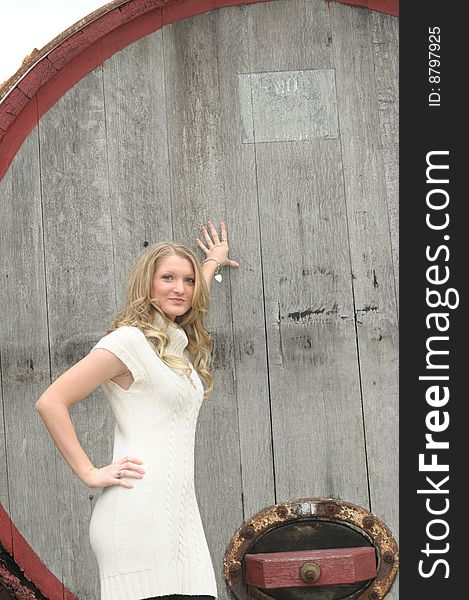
[169,298,185,303]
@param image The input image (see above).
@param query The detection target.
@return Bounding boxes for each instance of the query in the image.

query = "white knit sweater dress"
[88,311,218,600]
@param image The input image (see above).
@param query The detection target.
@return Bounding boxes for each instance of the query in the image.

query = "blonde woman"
[35,220,239,600]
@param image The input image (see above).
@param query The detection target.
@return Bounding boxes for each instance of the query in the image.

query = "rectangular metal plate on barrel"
[244,547,377,588]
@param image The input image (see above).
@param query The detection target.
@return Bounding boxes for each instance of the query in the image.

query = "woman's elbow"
[35,393,53,412]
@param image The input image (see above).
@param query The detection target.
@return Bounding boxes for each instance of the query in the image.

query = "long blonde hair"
[107,242,214,399]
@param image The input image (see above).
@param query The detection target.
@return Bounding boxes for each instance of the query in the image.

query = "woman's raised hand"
[83,455,145,489]
[195,220,240,270]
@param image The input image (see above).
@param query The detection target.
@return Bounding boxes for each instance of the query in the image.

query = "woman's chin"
[162,304,188,320]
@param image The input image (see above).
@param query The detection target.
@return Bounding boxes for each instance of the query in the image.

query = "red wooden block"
[245,547,376,588]
[120,0,166,20]
[17,58,57,98]
[0,87,30,116]
[0,503,78,600]
[81,9,124,45]
[48,30,89,70]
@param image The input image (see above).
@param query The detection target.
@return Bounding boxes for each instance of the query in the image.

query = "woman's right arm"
[35,348,145,489]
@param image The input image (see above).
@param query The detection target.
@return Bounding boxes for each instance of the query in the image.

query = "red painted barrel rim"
[1,0,397,597]
[0,0,398,181]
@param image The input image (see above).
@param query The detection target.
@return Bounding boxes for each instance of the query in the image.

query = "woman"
[35,220,239,600]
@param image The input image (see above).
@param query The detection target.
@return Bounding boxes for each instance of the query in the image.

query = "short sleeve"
[92,326,146,384]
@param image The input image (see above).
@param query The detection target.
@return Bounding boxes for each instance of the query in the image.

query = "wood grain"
[163,12,244,596]
[37,69,115,600]
[331,2,398,597]
[0,2,399,599]
[0,129,63,585]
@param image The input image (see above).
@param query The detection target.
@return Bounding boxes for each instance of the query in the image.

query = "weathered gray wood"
[371,10,399,304]
[331,3,398,597]
[245,0,368,505]
[240,68,339,143]
[248,0,333,71]
[0,2,399,599]
[0,128,63,580]
[215,4,276,522]
[163,12,256,598]
[38,69,116,600]
[0,307,11,545]
[256,138,369,505]
[102,29,172,303]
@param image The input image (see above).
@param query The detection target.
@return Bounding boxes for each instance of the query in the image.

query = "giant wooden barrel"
[0,1,398,599]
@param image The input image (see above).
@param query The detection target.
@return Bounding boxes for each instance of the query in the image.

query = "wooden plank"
[37,68,116,600]
[256,138,369,506]
[214,4,276,521]
[163,13,245,597]
[248,0,369,506]
[102,29,172,302]
[0,129,63,583]
[245,0,372,508]
[239,69,339,143]
[245,546,376,587]
[0,358,9,522]
[330,4,398,597]
[371,10,399,302]
[247,0,333,72]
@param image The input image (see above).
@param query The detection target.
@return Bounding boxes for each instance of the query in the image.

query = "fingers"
[117,455,143,465]
[117,458,145,472]
[113,456,145,488]
[116,466,145,478]
[220,221,227,242]
[117,478,134,489]
[198,220,227,247]
[200,224,215,247]
[207,220,221,244]
[195,237,209,253]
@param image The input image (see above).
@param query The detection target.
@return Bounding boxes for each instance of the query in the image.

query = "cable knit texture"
[89,312,218,600]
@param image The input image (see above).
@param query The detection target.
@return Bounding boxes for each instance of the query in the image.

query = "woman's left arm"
[196,220,239,293]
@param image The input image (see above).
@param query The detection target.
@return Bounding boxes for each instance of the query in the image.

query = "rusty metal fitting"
[363,516,374,529]
[242,525,256,539]
[224,497,399,600]
[276,505,288,518]
[229,563,241,577]
[299,562,321,583]
[383,551,394,564]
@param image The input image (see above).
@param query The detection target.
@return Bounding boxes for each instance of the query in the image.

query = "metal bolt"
[325,503,337,515]
[242,525,256,539]
[276,505,288,518]
[229,563,241,577]
[369,591,379,599]
[299,562,321,583]
[383,551,394,564]
[363,516,374,528]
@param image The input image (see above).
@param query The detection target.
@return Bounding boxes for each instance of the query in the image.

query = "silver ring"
[116,470,121,479]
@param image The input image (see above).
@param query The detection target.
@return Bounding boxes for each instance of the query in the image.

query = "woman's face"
[151,255,196,321]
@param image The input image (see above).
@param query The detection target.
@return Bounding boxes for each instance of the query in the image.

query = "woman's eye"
[162,275,194,283]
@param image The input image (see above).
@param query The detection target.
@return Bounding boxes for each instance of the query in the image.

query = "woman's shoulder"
[93,326,148,383]
[95,325,145,347]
